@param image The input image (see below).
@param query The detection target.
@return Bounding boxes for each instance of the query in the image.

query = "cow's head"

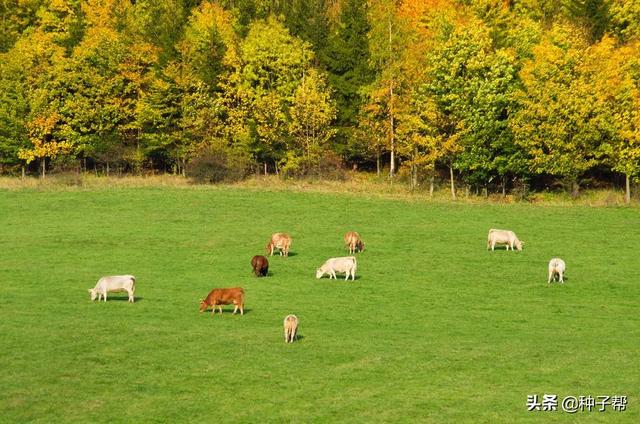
[515,240,523,251]
[315,269,324,279]
[199,299,208,312]
[265,242,272,254]
[357,241,365,252]
[88,289,98,301]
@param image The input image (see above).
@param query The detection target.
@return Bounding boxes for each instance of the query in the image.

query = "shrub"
[280,150,347,181]
[186,145,251,183]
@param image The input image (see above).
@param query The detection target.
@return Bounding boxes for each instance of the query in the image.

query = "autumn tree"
[589,37,640,203]
[225,16,315,172]
[288,69,337,167]
[511,22,602,197]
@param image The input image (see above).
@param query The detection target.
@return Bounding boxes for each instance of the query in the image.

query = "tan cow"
[548,258,566,284]
[266,233,292,257]
[199,287,245,315]
[283,314,298,343]
[344,231,365,254]
[487,229,523,251]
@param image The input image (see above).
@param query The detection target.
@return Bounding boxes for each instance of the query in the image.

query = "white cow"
[283,314,298,343]
[88,275,136,302]
[548,258,566,284]
[316,256,357,281]
[487,229,523,251]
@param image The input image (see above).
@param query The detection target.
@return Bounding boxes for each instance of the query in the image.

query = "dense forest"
[1,1,639,200]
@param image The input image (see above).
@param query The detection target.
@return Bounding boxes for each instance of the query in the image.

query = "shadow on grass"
[284,334,304,343]
[487,246,523,252]
[548,276,569,284]
[92,296,144,302]
[317,275,361,282]
[271,251,297,258]
[199,308,253,316]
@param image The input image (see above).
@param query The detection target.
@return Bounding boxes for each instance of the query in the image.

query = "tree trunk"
[106,161,110,176]
[429,173,435,198]
[41,159,46,179]
[376,147,381,177]
[264,162,267,176]
[411,164,417,190]
[625,173,631,205]
[21,164,25,180]
[449,164,456,200]
[571,180,580,198]
[502,175,507,197]
[388,19,395,179]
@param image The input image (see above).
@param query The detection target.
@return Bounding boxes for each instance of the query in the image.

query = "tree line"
[1,1,639,201]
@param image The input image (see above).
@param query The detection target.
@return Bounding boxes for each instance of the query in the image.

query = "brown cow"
[266,233,292,257]
[199,287,245,315]
[251,255,269,277]
[344,231,365,254]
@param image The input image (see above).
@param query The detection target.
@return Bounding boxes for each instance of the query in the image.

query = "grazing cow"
[344,231,365,254]
[283,314,298,343]
[487,229,524,251]
[266,233,292,257]
[316,256,357,281]
[199,287,245,315]
[88,275,136,303]
[251,255,269,277]
[548,258,566,284]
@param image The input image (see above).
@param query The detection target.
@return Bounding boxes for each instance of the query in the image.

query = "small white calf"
[89,275,136,302]
[284,314,298,343]
[316,256,357,281]
[548,258,566,284]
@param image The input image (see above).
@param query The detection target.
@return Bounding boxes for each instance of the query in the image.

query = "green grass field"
[0,187,638,422]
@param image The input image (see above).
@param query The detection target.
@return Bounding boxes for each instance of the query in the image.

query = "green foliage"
[426,18,524,186]
[608,0,640,43]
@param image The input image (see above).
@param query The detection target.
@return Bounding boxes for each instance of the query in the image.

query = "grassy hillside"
[0,187,637,422]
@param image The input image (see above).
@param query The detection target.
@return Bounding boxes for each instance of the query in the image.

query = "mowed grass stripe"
[0,188,637,423]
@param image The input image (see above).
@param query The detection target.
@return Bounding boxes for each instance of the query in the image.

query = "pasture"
[0,187,638,422]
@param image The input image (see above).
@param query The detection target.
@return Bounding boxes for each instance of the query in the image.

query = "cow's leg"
[560,273,564,283]
[218,305,223,314]
[240,304,244,315]
[548,271,552,284]
[103,291,107,302]
[233,304,238,314]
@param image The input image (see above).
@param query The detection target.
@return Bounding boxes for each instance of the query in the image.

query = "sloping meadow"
[0,188,637,422]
